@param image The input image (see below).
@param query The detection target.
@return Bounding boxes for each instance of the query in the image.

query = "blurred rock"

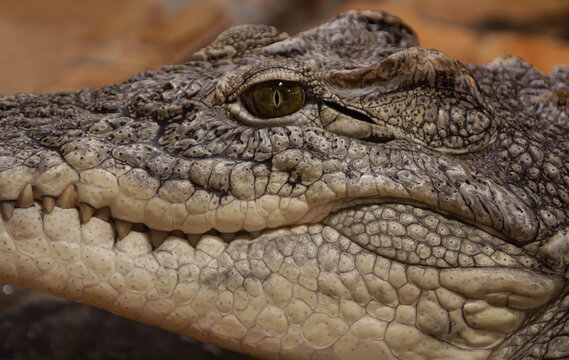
[0,0,230,93]
[335,0,569,74]
[413,0,569,31]
[2,0,567,93]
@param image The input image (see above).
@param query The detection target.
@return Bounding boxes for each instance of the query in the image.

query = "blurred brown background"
[1,0,569,94]
[1,0,569,359]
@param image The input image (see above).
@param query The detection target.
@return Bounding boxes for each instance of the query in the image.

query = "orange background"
[1,0,568,93]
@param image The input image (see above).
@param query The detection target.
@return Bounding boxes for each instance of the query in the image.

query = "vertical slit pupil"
[246,80,305,118]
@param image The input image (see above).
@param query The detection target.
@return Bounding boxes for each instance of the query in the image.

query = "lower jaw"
[0,201,563,360]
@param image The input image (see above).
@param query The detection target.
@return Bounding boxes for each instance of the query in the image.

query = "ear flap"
[192,24,289,62]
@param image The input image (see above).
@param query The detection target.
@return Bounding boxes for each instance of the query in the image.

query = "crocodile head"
[1,10,569,360]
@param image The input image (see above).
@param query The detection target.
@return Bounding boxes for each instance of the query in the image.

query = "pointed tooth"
[171,230,185,238]
[1,201,15,221]
[79,203,96,223]
[115,219,133,240]
[56,185,77,208]
[149,230,168,249]
[16,184,34,208]
[220,232,236,242]
[42,196,55,214]
[186,233,200,247]
[232,230,253,241]
[131,223,145,232]
[94,206,111,221]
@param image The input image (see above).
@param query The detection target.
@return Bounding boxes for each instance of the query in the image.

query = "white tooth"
[56,185,77,208]
[42,196,56,214]
[16,184,34,208]
[149,229,168,248]
[0,201,15,221]
[115,219,133,240]
[186,233,200,247]
[79,203,96,223]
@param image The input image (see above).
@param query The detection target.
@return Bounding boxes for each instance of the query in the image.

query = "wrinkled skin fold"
[1,10,569,360]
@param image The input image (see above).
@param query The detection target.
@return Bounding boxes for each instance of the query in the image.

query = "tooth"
[0,201,15,221]
[132,223,145,232]
[235,232,252,241]
[42,196,56,214]
[171,230,185,238]
[115,219,133,240]
[94,206,111,221]
[149,230,168,248]
[56,185,77,208]
[249,230,261,238]
[16,184,34,208]
[220,232,236,242]
[79,203,96,223]
[186,233,200,247]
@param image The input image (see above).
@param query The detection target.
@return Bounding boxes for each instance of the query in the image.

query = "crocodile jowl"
[1,9,569,359]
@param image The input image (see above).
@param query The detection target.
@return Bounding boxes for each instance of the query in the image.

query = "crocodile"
[1,9,569,360]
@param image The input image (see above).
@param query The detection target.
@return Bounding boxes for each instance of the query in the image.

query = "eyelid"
[226,66,307,102]
[228,102,303,127]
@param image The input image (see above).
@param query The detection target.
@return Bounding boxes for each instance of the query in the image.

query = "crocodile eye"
[245,81,305,118]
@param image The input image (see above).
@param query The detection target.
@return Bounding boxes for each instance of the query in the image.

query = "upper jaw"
[0,51,538,252]
[0,132,536,248]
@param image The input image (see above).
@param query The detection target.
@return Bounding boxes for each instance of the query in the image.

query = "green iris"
[247,81,305,118]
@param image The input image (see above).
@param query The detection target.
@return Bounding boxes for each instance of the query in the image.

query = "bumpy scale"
[1,10,569,360]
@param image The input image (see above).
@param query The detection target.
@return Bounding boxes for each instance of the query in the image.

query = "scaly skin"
[1,10,569,359]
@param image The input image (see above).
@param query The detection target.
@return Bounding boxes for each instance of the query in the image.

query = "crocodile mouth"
[0,188,542,273]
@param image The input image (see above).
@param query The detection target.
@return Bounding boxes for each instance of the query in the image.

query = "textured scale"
[1,9,569,360]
